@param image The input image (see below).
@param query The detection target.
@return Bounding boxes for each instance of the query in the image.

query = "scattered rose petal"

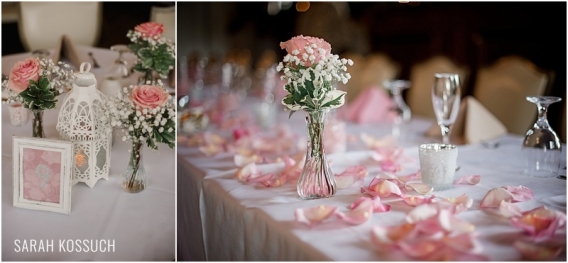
[295,205,338,227]
[405,183,433,195]
[335,165,368,189]
[480,187,515,208]
[511,206,567,240]
[503,185,534,202]
[406,204,439,224]
[381,160,402,173]
[443,194,473,214]
[351,196,391,213]
[453,175,481,185]
[199,143,224,157]
[367,178,403,198]
[398,170,421,182]
[336,198,374,225]
[499,200,522,218]
[234,162,262,182]
[234,153,262,167]
[513,239,564,261]
[371,224,417,246]
[402,195,436,207]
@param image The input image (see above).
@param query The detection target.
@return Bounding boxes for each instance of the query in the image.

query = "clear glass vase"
[522,96,562,178]
[32,110,45,138]
[138,70,160,85]
[121,141,148,193]
[297,110,337,200]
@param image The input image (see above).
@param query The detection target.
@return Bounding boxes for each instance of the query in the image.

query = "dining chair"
[407,55,469,119]
[343,52,400,103]
[18,2,102,51]
[472,55,550,135]
[150,5,175,42]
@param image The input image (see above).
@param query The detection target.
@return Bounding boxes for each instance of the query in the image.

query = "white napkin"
[53,35,84,68]
[426,96,507,144]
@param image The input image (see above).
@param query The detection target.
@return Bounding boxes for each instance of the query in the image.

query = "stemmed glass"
[31,49,50,59]
[384,80,412,139]
[109,45,131,79]
[522,96,562,178]
[431,73,461,144]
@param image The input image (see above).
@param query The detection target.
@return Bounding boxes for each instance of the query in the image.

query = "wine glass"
[522,96,562,178]
[384,80,412,139]
[109,45,130,79]
[431,73,461,144]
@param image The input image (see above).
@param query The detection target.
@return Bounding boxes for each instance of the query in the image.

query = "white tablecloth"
[177,102,567,261]
[2,47,175,261]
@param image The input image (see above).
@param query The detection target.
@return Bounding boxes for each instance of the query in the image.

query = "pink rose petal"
[406,204,439,224]
[480,187,514,208]
[502,185,534,202]
[402,195,436,207]
[199,143,224,157]
[234,153,262,167]
[453,174,481,185]
[295,205,338,227]
[351,196,391,213]
[371,223,417,245]
[235,162,261,182]
[398,170,421,182]
[443,194,473,214]
[499,200,522,218]
[336,198,374,225]
[513,239,564,261]
[369,178,403,198]
[335,165,368,189]
[511,206,566,240]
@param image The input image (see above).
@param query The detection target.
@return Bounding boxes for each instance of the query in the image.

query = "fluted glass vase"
[297,109,337,200]
[121,141,148,193]
[32,110,45,138]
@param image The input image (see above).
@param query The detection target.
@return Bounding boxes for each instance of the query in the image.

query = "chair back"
[473,56,549,135]
[151,5,175,42]
[407,55,469,119]
[343,52,400,103]
[18,2,102,51]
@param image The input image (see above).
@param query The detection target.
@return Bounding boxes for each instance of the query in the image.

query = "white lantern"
[56,62,112,188]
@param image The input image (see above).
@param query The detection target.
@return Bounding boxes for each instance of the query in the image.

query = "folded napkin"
[344,86,396,124]
[53,35,83,68]
[426,96,507,144]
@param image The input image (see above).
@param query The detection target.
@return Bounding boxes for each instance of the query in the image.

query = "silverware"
[88,52,101,68]
[481,140,500,149]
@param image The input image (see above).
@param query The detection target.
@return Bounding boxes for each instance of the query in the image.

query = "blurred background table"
[177,98,566,261]
[1,48,175,261]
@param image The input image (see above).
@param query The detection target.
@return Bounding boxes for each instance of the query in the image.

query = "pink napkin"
[345,86,396,123]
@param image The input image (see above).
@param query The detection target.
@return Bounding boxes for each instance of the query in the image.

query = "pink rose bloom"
[8,57,41,94]
[131,85,169,109]
[280,35,332,67]
[135,22,165,38]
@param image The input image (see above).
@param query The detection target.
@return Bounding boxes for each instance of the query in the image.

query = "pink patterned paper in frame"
[22,147,62,204]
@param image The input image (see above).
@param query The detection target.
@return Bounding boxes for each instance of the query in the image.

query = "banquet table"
[1,46,175,261]
[177,99,567,261]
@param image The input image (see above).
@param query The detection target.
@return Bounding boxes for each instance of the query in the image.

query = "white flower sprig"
[105,80,176,150]
[277,39,353,117]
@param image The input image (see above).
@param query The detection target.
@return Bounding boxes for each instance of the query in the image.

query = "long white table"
[177,102,567,261]
[2,47,175,261]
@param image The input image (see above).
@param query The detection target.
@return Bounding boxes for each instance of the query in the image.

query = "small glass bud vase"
[297,109,337,200]
[122,141,148,193]
[138,70,160,85]
[31,110,45,138]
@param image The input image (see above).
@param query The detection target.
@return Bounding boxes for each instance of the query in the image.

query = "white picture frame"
[12,136,74,215]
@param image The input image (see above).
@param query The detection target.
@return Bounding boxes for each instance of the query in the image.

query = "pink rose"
[135,22,165,38]
[130,85,169,109]
[8,57,41,94]
[280,35,332,67]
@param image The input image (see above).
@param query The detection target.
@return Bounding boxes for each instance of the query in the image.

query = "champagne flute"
[109,44,131,79]
[431,73,461,144]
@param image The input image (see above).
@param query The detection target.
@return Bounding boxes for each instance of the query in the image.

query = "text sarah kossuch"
[14,239,115,253]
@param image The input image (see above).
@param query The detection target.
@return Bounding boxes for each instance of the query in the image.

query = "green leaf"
[288,110,296,119]
[320,93,345,108]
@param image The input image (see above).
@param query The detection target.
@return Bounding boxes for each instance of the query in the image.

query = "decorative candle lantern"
[56,62,112,188]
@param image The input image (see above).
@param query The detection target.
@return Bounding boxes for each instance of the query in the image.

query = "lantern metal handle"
[80,62,92,73]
